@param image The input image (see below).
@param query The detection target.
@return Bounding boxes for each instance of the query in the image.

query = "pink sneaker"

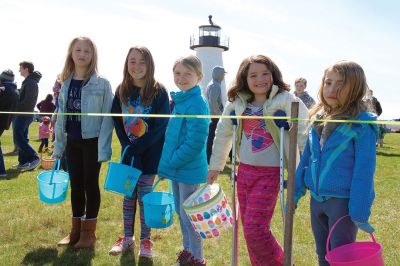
[108,237,135,255]
[138,239,153,258]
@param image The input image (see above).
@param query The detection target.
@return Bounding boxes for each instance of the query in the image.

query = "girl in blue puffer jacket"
[158,55,210,266]
[294,61,378,266]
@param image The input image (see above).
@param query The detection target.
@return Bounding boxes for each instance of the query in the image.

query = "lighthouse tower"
[190,15,229,99]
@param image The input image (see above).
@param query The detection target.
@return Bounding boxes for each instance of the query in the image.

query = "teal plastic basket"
[142,178,175,229]
[104,145,142,197]
[37,159,69,204]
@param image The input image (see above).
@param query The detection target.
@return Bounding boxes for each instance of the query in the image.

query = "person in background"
[205,66,226,163]
[0,69,19,177]
[54,36,114,249]
[38,116,51,153]
[12,61,41,171]
[366,89,382,117]
[109,46,170,259]
[158,55,210,266]
[37,93,56,117]
[295,61,378,266]
[294,77,316,109]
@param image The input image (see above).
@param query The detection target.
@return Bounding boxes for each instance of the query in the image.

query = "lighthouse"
[190,15,229,99]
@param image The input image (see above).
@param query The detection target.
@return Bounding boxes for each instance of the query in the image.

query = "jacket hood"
[0,80,17,90]
[26,71,42,83]
[357,112,379,137]
[212,66,226,81]
[170,85,201,104]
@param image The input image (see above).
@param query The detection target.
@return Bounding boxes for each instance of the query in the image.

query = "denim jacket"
[54,73,114,162]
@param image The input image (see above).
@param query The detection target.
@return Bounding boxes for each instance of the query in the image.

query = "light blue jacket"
[295,112,378,223]
[54,73,114,162]
[158,85,210,184]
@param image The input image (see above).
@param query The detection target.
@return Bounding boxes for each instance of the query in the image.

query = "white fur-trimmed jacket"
[209,85,308,171]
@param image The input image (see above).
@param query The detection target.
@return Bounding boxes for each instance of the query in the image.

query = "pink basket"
[325,215,384,266]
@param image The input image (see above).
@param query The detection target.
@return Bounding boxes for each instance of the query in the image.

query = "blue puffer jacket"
[158,85,210,184]
[295,112,378,223]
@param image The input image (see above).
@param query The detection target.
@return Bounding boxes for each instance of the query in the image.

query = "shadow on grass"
[120,251,136,265]
[138,256,154,266]
[376,150,400,157]
[0,168,21,181]
[21,246,95,266]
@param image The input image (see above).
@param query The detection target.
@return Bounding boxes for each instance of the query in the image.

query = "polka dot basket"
[183,184,233,239]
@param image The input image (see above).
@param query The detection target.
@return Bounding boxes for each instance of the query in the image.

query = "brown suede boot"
[57,217,81,246]
[74,218,97,249]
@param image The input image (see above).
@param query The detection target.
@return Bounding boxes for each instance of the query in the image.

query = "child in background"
[158,55,210,266]
[38,116,51,153]
[109,46,170,258]
[207,55,308,266]
[53,36,114,249]
[294,61,378,266]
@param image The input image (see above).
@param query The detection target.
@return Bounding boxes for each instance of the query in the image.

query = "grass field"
[0,123,399,265]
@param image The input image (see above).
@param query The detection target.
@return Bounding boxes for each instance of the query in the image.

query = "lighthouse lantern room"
[190,15,229,98]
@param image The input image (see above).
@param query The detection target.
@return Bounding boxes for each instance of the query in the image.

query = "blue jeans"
[13,115,38,164]
[172,181,203,260]
[310,197,358,266]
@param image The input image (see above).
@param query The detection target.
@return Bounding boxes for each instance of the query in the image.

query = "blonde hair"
[309,60,369,119]
[60,36,98,82]
[173,55,203,79]
[227,55,290,103]
[295,77,307,87]
[118,46,161,106]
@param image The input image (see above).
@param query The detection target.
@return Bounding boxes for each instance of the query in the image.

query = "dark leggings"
[66,137,101,219]
[39,138,49,151]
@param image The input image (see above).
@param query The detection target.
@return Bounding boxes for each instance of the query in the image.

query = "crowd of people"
[0,35,385,266]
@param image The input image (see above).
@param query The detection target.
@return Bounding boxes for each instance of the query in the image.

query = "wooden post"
[284,102,299,266]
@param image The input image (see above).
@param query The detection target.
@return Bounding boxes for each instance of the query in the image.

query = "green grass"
[0,123,399,265]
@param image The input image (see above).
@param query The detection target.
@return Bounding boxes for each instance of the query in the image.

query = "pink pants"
[237,163,284,266]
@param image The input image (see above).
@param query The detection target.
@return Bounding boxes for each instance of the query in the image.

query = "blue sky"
[2,0,399,119]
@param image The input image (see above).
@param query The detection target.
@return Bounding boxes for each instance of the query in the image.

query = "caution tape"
[1,111,399,125]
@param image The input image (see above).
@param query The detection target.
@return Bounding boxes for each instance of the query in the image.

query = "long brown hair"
[309,61,370,119]
[227,55,290,102]
[118,46,160,106]
[60,36,98,82]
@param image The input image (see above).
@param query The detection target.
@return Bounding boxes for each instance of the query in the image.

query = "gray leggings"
[310,197,357,266]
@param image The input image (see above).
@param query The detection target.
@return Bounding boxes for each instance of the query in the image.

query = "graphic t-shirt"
[239,103,279,167]
[122,96,151,143]
[66,79,84,139]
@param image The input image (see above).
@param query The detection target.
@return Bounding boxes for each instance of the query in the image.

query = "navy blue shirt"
[66,79,84,139]
[111,85,170,174]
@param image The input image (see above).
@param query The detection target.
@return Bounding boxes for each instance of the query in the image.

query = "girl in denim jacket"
[294,61,378,266]
[54,36,114,249]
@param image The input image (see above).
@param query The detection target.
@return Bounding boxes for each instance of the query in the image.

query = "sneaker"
[0,173,6,177]
[12,162,29,169]
[185,256,206,266]
[109,237,135,255]
[171,250,192,266]
[26,158,41,171]
[138,239,153,258]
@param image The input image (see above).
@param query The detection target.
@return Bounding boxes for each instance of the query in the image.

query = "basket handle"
[185,184,209,207]
[49,159,61,184]
[326,215,376,260]
[151,177,163,192]
[120,145,134,167]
